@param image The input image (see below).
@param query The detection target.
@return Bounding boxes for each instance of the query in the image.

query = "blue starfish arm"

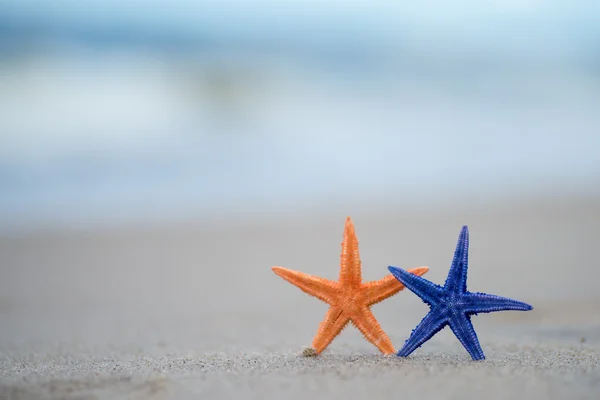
[397,307,448,357]
[444,225,470,294]
[448,314,485,360]
[388,266,444,306]
[463,292,534,314]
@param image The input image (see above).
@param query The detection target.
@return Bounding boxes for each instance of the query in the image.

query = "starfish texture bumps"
[388,225,533,360]
[272,217,429,355]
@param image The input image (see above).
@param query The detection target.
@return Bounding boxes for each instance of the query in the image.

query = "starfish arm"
[351,307,396,355]
[312,307,351,354]
[444,225,470,294]
[463,292,533,314]
[363,267,429,306]
[448,313,485,360]
[338,217,362,288]
[388,266,444,306]
[397,307,448,357]
[272,266,338,304]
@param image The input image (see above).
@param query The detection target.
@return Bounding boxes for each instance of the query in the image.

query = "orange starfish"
[272,217,429,355]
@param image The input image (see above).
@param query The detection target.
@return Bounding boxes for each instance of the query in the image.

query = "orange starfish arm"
[338,217,362,288]
[351,307,395,355]
[363,266,429,306]
[272,266,338,304]
[312,307,351,354]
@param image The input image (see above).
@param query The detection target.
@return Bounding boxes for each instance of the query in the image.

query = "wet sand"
[1,197,599,399]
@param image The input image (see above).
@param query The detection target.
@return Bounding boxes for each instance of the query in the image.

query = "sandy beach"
[1,196,599,399]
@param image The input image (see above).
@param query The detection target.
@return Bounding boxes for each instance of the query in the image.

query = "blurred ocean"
[1,1,600,231]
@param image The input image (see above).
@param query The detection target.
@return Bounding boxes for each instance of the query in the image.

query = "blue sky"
[2,0,599,54]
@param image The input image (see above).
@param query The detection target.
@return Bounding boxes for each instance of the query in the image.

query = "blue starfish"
[388,225,533,360]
